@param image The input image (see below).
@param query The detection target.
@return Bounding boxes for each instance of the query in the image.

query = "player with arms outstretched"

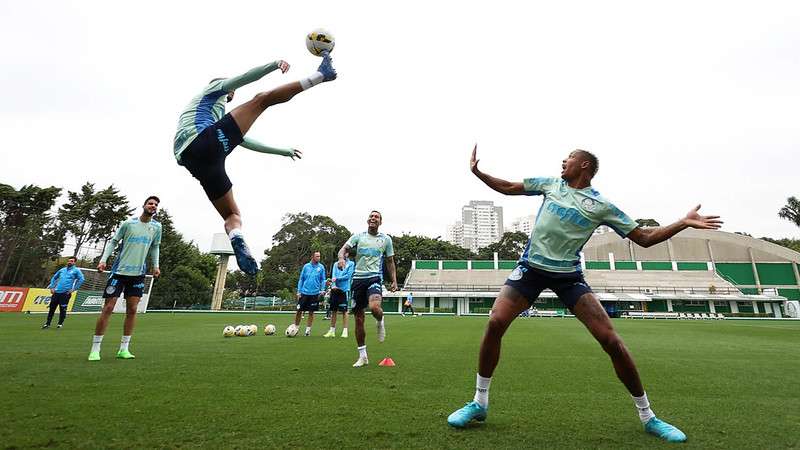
[447,146,722,443]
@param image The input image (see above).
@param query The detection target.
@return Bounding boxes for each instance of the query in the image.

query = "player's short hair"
[144,195,160,205]
[575,149,599,178]
[67,256,76,261]
[311,250,320,255]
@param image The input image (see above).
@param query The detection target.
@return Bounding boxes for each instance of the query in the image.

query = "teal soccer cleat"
[230,235,258,275]
[318,51,337,82]
[447,401,487,428]
[644,417,687,443]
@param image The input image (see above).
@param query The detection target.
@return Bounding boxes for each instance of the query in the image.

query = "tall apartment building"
[508,215,537,235]
[446,201,504,253]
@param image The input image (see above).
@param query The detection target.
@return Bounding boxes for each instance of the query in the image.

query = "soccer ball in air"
[264,324,276,335]
[285,324,299,337]
[223,326,235,337]
[306,28,335,56]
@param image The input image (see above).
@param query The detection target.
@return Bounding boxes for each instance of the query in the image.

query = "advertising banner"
[0,286,28,312]
[21,288,76,312]
[71,290,105,312]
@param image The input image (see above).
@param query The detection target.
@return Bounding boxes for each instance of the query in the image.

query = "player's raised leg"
[210,190,259,274]
[571,293,687,443]
[228,53,337,137]
[369,293,385,343]
[448,286,529,428]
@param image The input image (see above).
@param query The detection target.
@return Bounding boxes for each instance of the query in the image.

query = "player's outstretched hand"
[683,205,723,230]
[290,149,303,160]
[470,144,480,175]
[278,60,290,73]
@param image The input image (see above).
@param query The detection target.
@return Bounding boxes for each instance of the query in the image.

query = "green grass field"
[2,313,799,449]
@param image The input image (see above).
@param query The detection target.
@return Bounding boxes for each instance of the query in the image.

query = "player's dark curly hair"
[575,150,599,178]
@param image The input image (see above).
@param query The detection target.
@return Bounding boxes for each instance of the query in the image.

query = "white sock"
[378,318,384,328]
[632,393,655,423]
[305,326,311,335]
[91,335,103,353]
[329,327,335,333]
[120,335,131,352]
[358,345,367,359]
[300,72,324,90]
[473,374,492,408]
[228,228,243,240]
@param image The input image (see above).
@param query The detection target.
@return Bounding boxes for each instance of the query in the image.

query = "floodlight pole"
[211,255,229,310]
[209,233,234,311]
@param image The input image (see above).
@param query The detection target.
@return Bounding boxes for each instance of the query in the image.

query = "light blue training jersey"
[346,232,394,280]
[297,262,326,295]
[48,266,85,293]
[332,259,355,292]
[520,177,638,273]
[100,217,162,276]
[173,61,292,161]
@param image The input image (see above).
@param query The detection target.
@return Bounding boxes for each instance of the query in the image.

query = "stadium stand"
[385,230,800,318]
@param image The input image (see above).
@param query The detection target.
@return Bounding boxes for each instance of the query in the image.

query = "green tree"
[390,234,475,285]
[57,183,132,258]
[0,183,65,286]
[778,196,800,227]
[761,237,800,253]
[146,208,217,309]
[259,212,351,294]
[476,231,529,260]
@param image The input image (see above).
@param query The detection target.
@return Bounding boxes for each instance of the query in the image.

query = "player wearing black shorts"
[337,211,398,367]
[293,251,326,336]
[172,54,337,275]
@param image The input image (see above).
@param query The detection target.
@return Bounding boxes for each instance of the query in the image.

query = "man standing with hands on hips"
[42,256,84,329]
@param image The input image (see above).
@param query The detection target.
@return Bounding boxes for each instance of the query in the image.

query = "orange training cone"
[378,357,396,367]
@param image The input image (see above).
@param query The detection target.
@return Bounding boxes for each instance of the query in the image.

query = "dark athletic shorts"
[329,289,349,312]
[504,262,592,309]
[297,294,321,312]
[103,274,146,299]
[180,113,244,201]
[351,277,383,311]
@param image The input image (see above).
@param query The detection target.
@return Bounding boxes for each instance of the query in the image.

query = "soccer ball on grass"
[264,324,276,335]
[285,324,299,337]
[223,326,235,337]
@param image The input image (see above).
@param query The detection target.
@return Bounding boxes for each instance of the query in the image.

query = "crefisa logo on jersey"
[581,198,597,212]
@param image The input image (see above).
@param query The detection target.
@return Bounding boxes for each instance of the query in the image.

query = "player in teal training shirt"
[173,52,337,275]
[87,196,162,362]
[447,146,722,444]
[338,210,398,367]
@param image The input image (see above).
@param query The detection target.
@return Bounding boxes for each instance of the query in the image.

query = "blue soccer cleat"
[644,417,687,443]
[230,235,259,275]
[318,51,337,81]
[447,401,488,428]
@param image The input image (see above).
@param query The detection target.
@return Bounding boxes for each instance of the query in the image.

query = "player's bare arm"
[627,205,722,248]
[337,243,352,268]
[385,256,398,292]
[470,145,526,195]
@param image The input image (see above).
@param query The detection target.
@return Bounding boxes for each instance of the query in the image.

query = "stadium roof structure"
[395,230,800,304]
[583,228,800,263]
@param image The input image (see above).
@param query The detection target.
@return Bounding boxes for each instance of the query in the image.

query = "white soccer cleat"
[377,320,386,343]
[352,356,369,368]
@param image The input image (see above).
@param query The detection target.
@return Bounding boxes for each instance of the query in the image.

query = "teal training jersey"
[346,232,394,279]
[520,177,638,273]
[101,217,162,276]
[173,61,283,161]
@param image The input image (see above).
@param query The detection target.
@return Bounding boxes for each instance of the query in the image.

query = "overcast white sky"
[2,1,798,264]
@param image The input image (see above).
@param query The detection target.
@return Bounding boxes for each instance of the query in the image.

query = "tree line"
[2,181,799,307]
